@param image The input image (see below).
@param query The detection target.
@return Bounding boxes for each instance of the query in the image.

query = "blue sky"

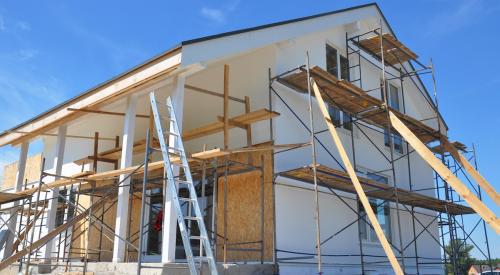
[0,0,498,259]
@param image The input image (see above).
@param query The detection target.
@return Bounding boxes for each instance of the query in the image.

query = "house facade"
[0,3,482,275]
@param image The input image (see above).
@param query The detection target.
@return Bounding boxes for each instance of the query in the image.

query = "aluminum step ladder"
[149,93,218,275]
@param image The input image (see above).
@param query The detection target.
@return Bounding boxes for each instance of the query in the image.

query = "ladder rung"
[175,179,192,185]
[179,197,195,202]
[167,147,184,153]
[171,162,188,168]
[163,130,180,137]
[184,216,200,221]
[189,235,207,240]
[193,256,212,262]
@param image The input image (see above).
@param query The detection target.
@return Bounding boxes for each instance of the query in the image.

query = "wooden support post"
[311,79,404,275]
[223,64,229,150]
[388,111,500,234]
[245,96,253,164]
[441,139,500,207]
[93,132,99,172]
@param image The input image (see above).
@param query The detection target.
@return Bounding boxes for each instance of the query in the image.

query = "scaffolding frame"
[268,24,496,275]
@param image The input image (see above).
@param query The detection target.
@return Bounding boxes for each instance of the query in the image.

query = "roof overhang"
[0,46,182,147]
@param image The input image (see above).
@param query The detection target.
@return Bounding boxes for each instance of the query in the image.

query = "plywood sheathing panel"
[216,149,274,262]
[355,33,418,66]
[1,154,42,190]
[281,164,474,215]
[280,66,442,143]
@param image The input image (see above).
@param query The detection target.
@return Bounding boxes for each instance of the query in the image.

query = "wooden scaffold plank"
[441,138,500,207]
[388,111,500,234]
[311,79,404,275]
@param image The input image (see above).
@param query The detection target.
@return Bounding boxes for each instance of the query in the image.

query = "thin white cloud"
[18,49,38,61]
[0,15,5,32]
[200,7,226,23]
[16,21,31,31]
[425,0,499,37]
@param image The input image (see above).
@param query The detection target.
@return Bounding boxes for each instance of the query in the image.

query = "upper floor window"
[326,43,352,131]
[328,105,352,131]
[382,82,404,154]
[359,172,392,243]
[326,44,350,80]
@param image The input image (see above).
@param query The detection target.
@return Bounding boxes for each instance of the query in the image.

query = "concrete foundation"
[2,262,277,275]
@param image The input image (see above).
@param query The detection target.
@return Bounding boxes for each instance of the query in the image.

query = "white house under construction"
[0,3,498,275]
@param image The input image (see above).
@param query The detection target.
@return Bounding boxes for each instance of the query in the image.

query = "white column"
[2,142,29,259]
[112,94,138,262]
[43,125,67,262]
[161,76,185,263]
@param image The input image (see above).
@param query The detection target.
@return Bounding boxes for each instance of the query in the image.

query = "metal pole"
[223,157,229,264]
[137,129,151,275]
[306,51,322,274]
[379,19,406,272]
[25,158,46,275]
[471,144,493,273]
[346,32,365,274]
[211,157,219,260]
[400,69,420,274]
[260,155,265,264]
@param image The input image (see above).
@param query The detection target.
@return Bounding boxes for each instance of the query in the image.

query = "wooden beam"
[182,109,279,141]
[223,64,229,150]
[0,192,110,272]
[191,148,229,160]
[67,108,150,118]
[184,84,246,103]
[244,96,252,147]
[0,51,181,147]
[216,116,247,129]
[441,139,500,207]
[5,131,116,141]
[389,111,500,234]
[312,79,404,275]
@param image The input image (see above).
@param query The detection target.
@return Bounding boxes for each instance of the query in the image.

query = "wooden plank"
[191,148,230,160]
[312,79,404,275]
[224,64,230,149]
[0,192,110,272]
[441,139,500,207]
[389,111,500,234]
[1,51,181,147]
[67,108,150,118]
[184,84,246,103]
[14,171,95,197]
[182,109,279,141]
[12,203,46,251]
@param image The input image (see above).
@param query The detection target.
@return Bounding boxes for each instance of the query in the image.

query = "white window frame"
[325,41,355,134]
[356,167,393,244]
[382,81,405,155]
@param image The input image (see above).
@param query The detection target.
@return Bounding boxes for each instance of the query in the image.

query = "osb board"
[216,149,274,262]
[70,192,142,262]
[1,154,42,190]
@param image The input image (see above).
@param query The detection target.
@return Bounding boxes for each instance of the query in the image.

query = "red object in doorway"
[154,210,163,231]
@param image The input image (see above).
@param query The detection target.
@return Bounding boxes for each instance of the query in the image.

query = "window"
[359,172,392,243]
[326,44,338,77]
[340,55,350,81]
[328,105,352,131]
[383,82,404,154]
[326,43,352,131]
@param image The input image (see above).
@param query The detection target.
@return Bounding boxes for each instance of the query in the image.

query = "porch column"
[112,94,138,262]
[42,125,67,262]
[161,76,185,263]
[2,141,29,259]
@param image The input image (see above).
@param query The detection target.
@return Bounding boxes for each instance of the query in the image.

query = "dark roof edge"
[0,45,182,139]
[182,2,379,45]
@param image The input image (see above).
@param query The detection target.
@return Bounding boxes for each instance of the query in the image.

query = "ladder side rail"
[149,93,197,275]
[166,97,218,275]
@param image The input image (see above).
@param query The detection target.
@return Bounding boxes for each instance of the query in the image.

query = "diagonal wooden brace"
[388,111,500,234]
[441,138,500,207]
[311,79,404,275]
